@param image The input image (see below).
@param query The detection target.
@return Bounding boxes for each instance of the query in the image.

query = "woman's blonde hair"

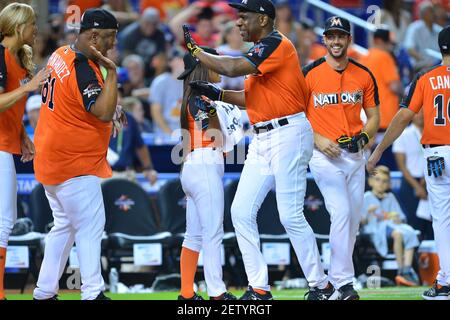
[0,3,36,77]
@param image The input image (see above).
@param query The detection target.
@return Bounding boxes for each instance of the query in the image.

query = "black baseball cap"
[438,25,450,55]
[228,0,276,20]
[323,16,351,35]
[177,47,219,80]
[80,9,119,33]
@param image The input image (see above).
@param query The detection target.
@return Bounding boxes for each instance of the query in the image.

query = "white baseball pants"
[180,148,227,297]
[33,175,106,300]
[0,151,17,248]
[309,148,365,289]
[231,112,328,291]
[423,146,450,286]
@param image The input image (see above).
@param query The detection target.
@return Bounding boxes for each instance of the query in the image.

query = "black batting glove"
[350,131,370,152]
[189,80,224,101]
[337,135,352,149]
[194,95,217,118]
[337,132,369,153]
[182,24,203,57]
[427,156,445,177]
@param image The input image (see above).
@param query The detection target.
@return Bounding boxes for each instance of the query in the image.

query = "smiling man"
[183,0,330,300]
[302,16,380,300]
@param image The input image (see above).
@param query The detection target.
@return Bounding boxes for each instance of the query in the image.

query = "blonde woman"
[0,3,49,300]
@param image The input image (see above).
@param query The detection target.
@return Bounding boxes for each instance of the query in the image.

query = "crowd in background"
[3,0,449,274]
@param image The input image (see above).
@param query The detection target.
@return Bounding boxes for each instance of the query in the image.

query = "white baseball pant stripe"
[180,148,227,297]
[423,146,450,286]
[0,151,17,248]
[309,148,365,289]
[231,112,328,291]
[33,175,106,300]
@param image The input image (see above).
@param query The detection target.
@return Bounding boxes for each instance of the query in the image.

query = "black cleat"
[338,283,360,300]
[305,283,339,300]
[33,295,58,301]
[94,292,111,300]
[178,292,204,300]
[422,281,450,300]
[239,286,273,300]
[210,292,237,300]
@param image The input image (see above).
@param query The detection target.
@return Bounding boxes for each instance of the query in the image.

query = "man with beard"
[302,16,380,300]
[183,0,330,300]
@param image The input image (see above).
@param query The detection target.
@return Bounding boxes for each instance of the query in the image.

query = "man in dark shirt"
[118,7,166,65]
[109,112,157,184]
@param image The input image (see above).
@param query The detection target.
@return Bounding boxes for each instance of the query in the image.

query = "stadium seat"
[101,178,172,276]
[29,183,53,233]
[303,179,331,241]
[7,217,45,293]
[157,178,187,273]
[223,180,246,286]
[157,178,186,244]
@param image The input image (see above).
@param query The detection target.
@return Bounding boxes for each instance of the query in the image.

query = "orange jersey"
[303,57,379,142]
[360,48,400,129]
[34,45,112,185]
[186,96,215,150]
[400,65,450,145]
[0,45,29,154]
[244,30,308,124]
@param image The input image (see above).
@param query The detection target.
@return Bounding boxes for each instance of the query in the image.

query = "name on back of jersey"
[429,75,450,90]
[313,90,363,108]
[47,52,70,83]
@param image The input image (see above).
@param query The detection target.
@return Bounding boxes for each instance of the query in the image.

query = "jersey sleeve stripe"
[243,56,257,68]
[0,44,7,90]
[246,31,282,68]
[400,65,440,108]
[74,53,101,112]
[349,59,380,106]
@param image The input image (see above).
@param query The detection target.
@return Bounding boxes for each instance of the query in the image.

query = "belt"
[191,147,216,152]
[422,144,446,148]
[253,117,289,134]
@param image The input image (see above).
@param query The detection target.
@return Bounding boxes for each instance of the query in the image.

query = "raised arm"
[183,25,257,77]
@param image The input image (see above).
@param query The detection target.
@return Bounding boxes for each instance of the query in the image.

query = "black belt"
[422,144,446,148]
[253,118,289,134]
[191,147,216,152]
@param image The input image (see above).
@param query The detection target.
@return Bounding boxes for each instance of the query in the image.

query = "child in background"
[361,166,420,286]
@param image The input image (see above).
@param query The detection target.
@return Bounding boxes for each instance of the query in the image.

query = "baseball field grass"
[5,286,428,300]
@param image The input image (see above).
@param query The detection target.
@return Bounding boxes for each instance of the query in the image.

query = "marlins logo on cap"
[330,17,343,27]
[323,16,351,35]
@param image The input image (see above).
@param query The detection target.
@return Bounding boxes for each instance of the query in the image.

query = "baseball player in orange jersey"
[32,9,121,300]
[184,0,330,300]
[369,26,450,301]
[303,16,380,300]
[0,3,50,300]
